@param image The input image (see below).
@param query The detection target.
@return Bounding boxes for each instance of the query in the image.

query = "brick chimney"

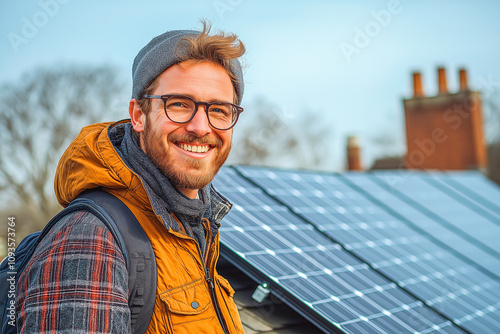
[346,136,362,171]
[403,67,487,170]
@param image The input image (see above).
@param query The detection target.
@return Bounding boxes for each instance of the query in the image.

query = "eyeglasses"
[143,94,244,130]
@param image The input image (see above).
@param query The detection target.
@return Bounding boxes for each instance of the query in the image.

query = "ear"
[129,98,146,132]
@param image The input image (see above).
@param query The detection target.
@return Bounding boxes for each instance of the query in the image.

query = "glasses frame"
[143,94,244,130]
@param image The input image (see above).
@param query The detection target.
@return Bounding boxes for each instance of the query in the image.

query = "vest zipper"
[201,218,230,334]
[205,267,230,334]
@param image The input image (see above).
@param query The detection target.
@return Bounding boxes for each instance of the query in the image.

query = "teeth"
[180,144,209,153]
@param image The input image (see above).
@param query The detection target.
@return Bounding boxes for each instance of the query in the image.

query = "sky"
[1,0,500,171]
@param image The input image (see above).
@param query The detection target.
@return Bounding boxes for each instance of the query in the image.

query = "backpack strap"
[73,190,156,334]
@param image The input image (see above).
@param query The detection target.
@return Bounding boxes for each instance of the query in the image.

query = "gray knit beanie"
[132,29,244,104]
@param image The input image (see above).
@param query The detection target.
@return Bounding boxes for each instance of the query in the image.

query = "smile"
[177,143,211,153]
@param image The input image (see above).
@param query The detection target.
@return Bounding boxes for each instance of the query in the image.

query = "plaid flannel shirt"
[16,211,131,333]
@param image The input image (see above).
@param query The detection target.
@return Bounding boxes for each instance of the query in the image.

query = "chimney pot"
[459,68,468,91]
[413,72,424,97]
[438,67,448,94]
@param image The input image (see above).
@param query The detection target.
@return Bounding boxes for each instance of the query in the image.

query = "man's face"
[133,60,234,196]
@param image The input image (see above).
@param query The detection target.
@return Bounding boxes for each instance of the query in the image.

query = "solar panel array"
[213,166,500,334]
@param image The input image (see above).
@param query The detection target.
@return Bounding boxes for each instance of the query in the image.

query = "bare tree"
[371,133,399,157]
[227,97,333,170]
[0,64,128,230]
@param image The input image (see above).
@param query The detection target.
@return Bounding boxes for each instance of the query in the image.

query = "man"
[17,22,246,333]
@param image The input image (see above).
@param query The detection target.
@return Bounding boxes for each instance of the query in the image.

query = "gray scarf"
[110,123,210,254]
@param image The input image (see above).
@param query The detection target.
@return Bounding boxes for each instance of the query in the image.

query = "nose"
[184,105,212,137]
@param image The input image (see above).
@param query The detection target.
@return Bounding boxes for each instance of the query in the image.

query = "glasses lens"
[165,96,196,122]
[208,103,235,129]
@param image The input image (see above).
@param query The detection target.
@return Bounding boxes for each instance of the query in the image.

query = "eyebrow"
[166,93,233,104]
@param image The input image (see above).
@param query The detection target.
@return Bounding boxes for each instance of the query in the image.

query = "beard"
[141,116,231,190]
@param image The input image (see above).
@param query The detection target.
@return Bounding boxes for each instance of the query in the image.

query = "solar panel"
[214,167,466,333]
[230,166,500,333]
[372,171,500,258]
[340,172,500,278]
[427,171,500,220]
